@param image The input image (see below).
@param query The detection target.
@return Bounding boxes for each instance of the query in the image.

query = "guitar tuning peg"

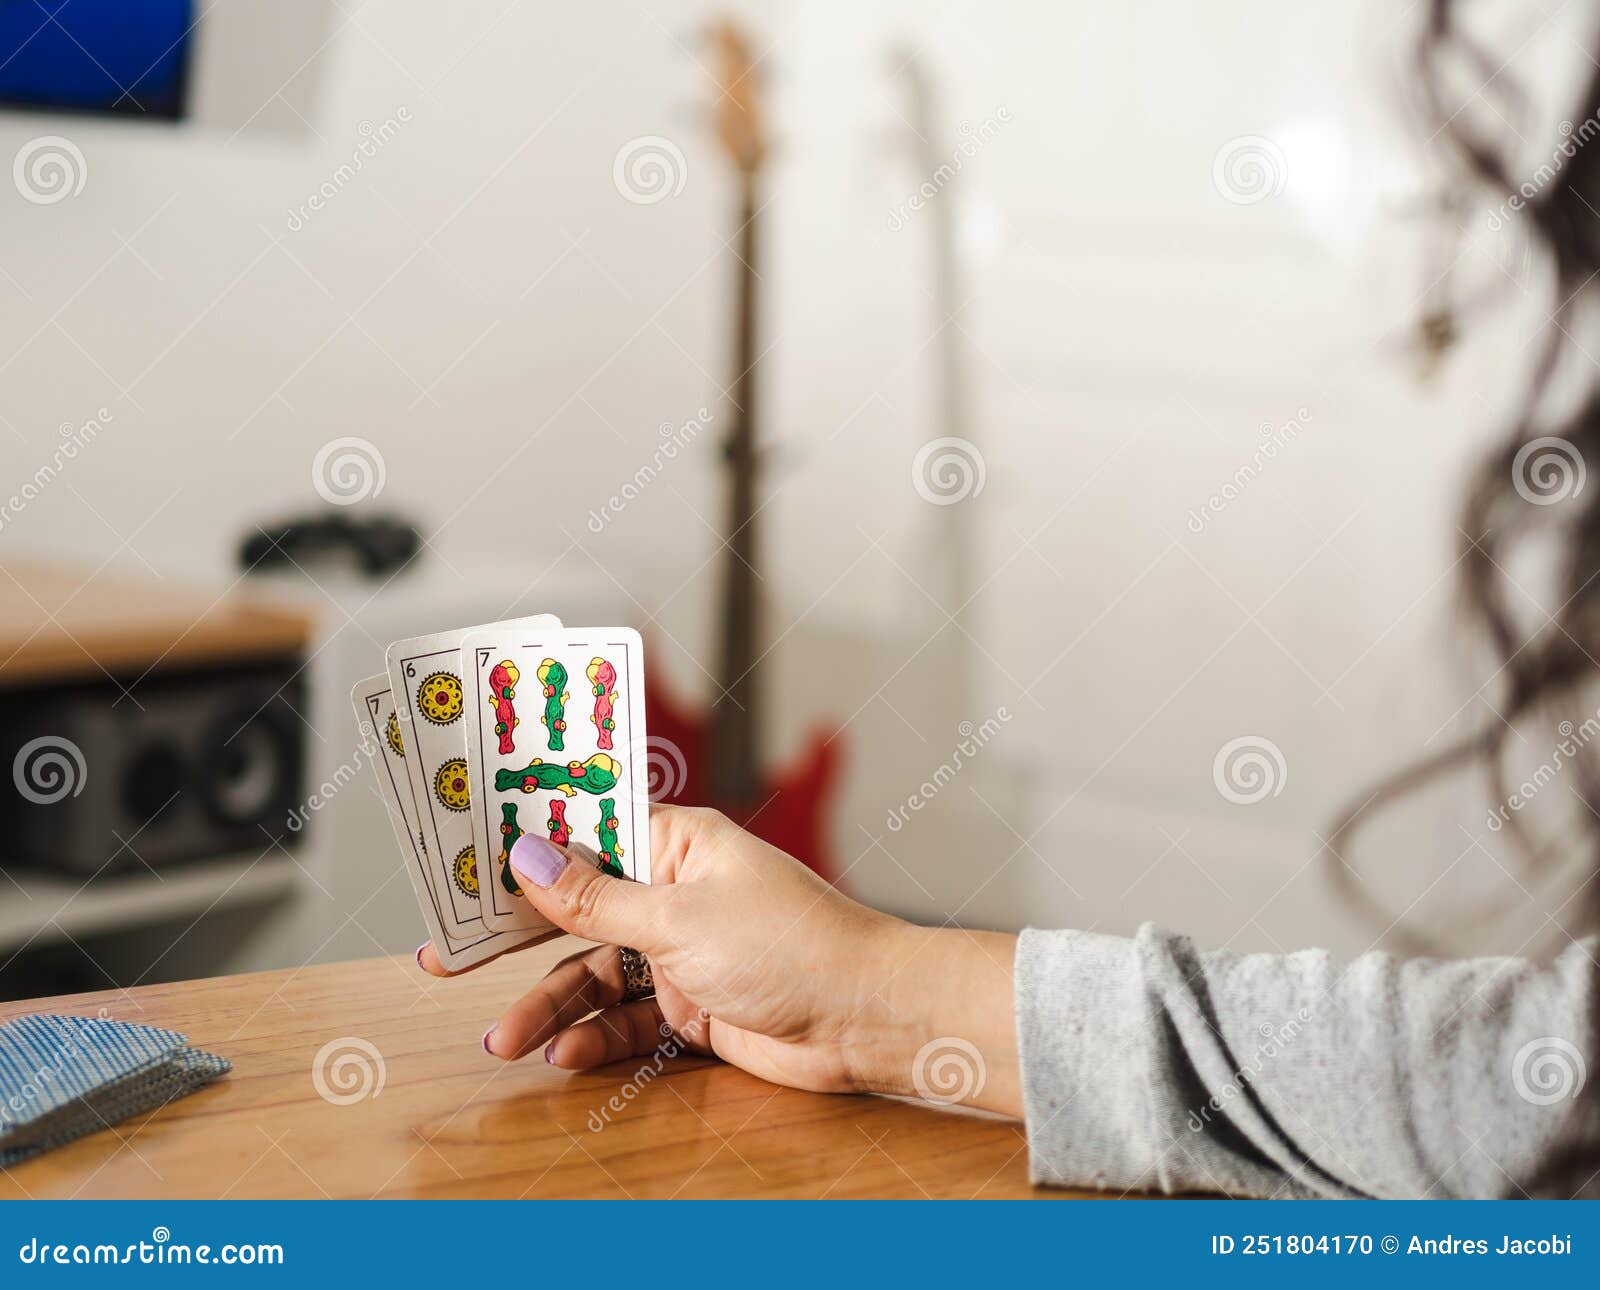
[715,438,788,471]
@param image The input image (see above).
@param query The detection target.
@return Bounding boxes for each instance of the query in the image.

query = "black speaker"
[2,659,308,875]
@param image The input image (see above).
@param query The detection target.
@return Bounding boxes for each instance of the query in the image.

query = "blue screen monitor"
[0,0,193,119]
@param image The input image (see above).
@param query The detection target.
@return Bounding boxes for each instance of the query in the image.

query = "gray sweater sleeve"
[1014,924,1599,1198]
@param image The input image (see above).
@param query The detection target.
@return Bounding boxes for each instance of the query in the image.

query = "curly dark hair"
[1325,1,1600,947]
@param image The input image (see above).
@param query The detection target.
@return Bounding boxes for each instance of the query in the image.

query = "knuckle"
[558,868,608,930]
[690,806,732,837]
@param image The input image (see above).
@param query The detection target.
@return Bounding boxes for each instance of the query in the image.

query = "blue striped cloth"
[0,1014,229,1165]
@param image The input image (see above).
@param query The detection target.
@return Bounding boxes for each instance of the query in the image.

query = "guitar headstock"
[710,20,766,176]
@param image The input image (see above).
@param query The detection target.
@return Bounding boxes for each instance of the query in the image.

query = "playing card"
[385,616,562,945]
[456,626,561,935]
[350,673,532,972]
[0,1015,229,1166]
[460,625,652,931]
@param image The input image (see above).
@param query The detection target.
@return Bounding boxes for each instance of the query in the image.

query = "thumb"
[508,833,670,952]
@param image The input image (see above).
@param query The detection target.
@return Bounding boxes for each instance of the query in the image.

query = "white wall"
[2,0,1590,970]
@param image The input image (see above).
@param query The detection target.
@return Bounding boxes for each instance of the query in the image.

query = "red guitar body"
[646,673,844,884]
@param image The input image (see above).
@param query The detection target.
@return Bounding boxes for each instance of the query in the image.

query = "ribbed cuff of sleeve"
[1014,926,1154,1192]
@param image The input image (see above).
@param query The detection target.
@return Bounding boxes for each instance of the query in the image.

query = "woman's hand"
[418,805,1020,1114]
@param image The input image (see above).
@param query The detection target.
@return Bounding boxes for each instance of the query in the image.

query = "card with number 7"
[460,625,652,932]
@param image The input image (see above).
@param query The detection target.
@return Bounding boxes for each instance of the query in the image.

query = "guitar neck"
[710,175,763,803]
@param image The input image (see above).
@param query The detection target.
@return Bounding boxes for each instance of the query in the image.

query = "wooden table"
[0,945,1060,1199]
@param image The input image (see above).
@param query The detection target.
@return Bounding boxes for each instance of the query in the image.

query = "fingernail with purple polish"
[482,1025,497,1056]
[509,834,567,889]
[414,943,428,971]
[544,1042,556,1065]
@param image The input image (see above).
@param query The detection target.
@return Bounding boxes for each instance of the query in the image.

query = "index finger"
[648,803,739,884]
[415,934,554,978]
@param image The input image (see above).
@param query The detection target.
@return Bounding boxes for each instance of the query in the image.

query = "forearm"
[1014,923,1600,1198]
[848,924,1022,1118]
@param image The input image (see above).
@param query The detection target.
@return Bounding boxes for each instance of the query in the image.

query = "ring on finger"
[618,946,654,1002]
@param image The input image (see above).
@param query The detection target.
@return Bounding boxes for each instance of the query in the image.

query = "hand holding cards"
[351,618,653,972]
